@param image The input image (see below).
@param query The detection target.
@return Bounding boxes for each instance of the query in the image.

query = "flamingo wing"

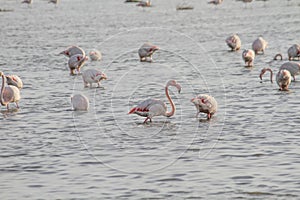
[129,98,166,117]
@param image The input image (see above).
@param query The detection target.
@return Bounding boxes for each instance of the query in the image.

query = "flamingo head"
[149,45,159,53]
[166,79,181,93]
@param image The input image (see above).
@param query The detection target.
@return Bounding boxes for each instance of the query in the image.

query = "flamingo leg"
[16,102,19,109]
[207,113,211,120]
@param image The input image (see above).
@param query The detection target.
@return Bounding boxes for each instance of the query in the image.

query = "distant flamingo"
[252,37,268,54]
[60,46,85,58]
[225,34,241,51]
[208,0,223,5]
[0,71,21,110]
[128,80,181,123]
[22,0,32,6]
[191,94,217,120]
[242,49,255,67]
[124,0,140,2]
[288,44,300,61]
[260,68,292,91]
[71,94,89,111]
[82,69,107,88]
[279,62,300,81]
[5,75,23,89]
[89,50,102,61]
[48,0,58,4]
[68,54,88,75]
[138,43,159,62]
[137,0,151,7]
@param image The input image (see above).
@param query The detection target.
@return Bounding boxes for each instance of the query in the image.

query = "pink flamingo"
[260,68,292,91]
[60,46,85,58]
[89,50,102,61]
[208,0,223,5]
[242,49,255,67]
[71,94,89,111]
[0,71,21,110]
[191,94,217,120]
[5,75,23,89]
[137,0,151,7]
[138,43,159,62]
[252,37,268,54]
[288,44,300,61]
[128,80,181,123]
[82,69,107,88]
[279,62,300,81]
[225,34,241,51]
[68,54,88,75]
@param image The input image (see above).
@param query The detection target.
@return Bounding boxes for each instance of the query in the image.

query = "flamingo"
[128,80,181,123]
[208,0,223,5]
[5,75,23,89]
[137,0,151,7]
[71,94,89,111]
[288,44,300,61]
[22,0,32,6]
[191,94,217,120]
[48,0,59,6]
[260,68,292,91]
[138,43,159,62]
[82,69,107,88]
[252,37,268,54]
[60,46,85,58]
[242,49,255,67]
[124,0,140,2]
[0,71,21,110]
[68,54,88,75]
[225,34,241,51]
[89,50,102,61]
[279,62,300,81]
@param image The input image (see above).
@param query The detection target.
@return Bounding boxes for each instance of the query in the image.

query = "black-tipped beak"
[178,89,181,94]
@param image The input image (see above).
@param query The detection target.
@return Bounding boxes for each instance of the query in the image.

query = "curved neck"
[261,68,273,83]
[165,85,175,117]
[1,74,6,106]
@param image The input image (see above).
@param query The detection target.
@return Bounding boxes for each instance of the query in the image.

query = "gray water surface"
[1,0,300,199]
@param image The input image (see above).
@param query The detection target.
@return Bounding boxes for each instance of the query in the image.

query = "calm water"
[1,0,300,199]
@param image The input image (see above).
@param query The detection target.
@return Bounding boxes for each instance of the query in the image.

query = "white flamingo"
[279,62,300,81]
[288,44,300,61]
[208,0,223,5]
[128,80,181,123]
[225,34,241,51]
[71,94,89,111]
[260,68,292,91]
[191,94,217,120]
[60,46,85,58]
[89,50,102,61]
[137,0,151,7]
[252,37,268,54]
[82,69,107,88]
[242,49,255,67]
[68,54,88,75]
[138,43,159,62]
[0,71,21,110]
[5,75,23,89]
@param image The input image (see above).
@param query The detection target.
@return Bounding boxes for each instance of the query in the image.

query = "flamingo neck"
[0,74,6,106]
[165,85,175,117]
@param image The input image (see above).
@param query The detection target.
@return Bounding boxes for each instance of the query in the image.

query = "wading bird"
[68,54,88,75]
[252,37,268,54]
[191,94,217,120]
[242,49,255,67]
[0,71,21,110]
[226,34,241,51]
[128,80,181,123]
[60,46,85,58]
[71,94,89,111]
[138,43,159,62]
[82,69,107,88]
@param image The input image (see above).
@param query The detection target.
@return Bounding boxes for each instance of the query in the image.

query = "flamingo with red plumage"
[68,54,88,75]
[82,69,107,88]
[60,46,85,58]
[128,80,181,123]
